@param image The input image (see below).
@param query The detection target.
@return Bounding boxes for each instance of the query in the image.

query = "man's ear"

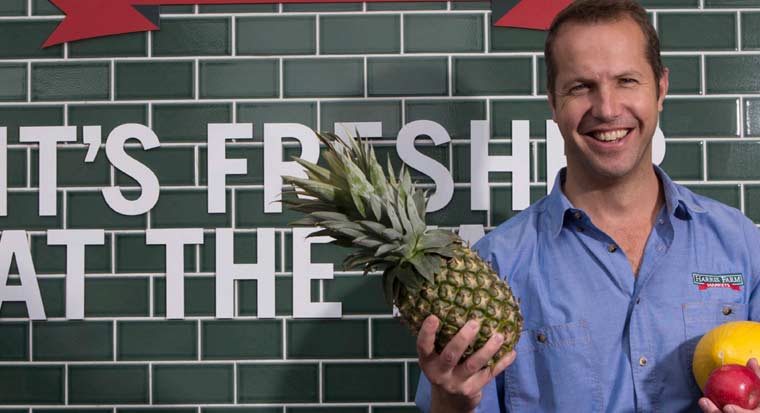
[548,91,557,122]
[657,67,669,112]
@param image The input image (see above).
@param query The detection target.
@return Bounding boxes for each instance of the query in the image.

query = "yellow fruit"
[693,321,760,390]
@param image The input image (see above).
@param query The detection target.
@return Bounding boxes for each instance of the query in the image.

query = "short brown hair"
[544,0,664,97]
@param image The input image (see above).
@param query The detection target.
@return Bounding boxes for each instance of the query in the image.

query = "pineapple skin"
[397,243,523,365]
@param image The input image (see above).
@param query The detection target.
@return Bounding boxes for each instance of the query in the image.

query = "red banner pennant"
[493,0,572,29]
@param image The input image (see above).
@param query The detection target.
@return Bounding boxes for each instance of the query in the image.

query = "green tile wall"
[2,4,760,412]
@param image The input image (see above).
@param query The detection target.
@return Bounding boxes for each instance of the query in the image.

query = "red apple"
[704,364,760,410]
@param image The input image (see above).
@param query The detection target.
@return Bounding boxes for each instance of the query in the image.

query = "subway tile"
[491,187,547,224]
[161,5,194,13]
[744,185,760,223]
[287,319,368,359]
[687,185,741,210]
[287,409,367,413]
[0,322,28,361]
[662,56,701,94]
[115,233,196,273]
[30,147,110,188]
[0,192,62,230]
[154,276,216,317]
[154,18,231,56]
[236,189,302,227]
[283,233,346,271]
[0,64,26,101]
[368,57,447,96]
[119,409,196,413]
[322,275,392,315]
[153,103,231,142]
[0,106,63,144]
[660,99,738,137]
[118,321,197,360]
[32,0,61,15]
[200,60,279,99]
[452,1,490,9]
[199,147,264,186]
[7,149,25,188]
[408,362,420,402]
[237,16,316,55]
[491,26,546,52]
[116,61,194,100]
[0,366,63,403]
[284,58,363,97]
[69,365,148,404]
[747,98,760,136]
[742,12,760,50]
[35,410,112,413]
[68,104,148,135]
[373,408,417,413]
[115,147,196,186]
[321,101,402,137]
[323,362,404,402]
[85,277,150,317]
[660,141,704,181]
[203,408,281,413]
[406,100,486,139]
[238,364,319,403]
[367,2,445,10]
[32,62,109,101]
[33,321,112,361]
[199,231,282,273]
[372,318,417,358]
[708,141,760,180]
[202,320,282,359]
[0,1,26,15]
[153,364,233,404]
[706,56,760,93]
[659,13,737,51]
[491,100,553,138]
[283,3,361,12]
[428,188,486,226]
[238,276,301,317]
[454,57,532,96]
[150,189,231,228]
[0,278,65,318]
[0,21,63,59]
[705,0,760,6]
[238,101,317,140]
[639,0,699,6]
[200,4,277,12]
[67,190,147,230]
[320,15,400,54]
[69,32,148,58]
[404,15,483,53]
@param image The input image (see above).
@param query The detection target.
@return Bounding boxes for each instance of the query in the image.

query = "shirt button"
[574,212,582,220]
[723,307,733,316]
[658,218,665,225]
[576,226,584,233]
[608,244,618,253]
[636,297,641,304]
[537,333,547,343]
[639,356,648,367]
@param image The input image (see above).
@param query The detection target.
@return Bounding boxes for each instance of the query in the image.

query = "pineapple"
[282,131,522,364]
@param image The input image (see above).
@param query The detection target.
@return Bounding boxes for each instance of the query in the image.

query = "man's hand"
[699,358,760,413]
[417,315,517,413]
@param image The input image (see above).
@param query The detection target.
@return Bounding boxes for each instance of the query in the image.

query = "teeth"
[592,129,628,141]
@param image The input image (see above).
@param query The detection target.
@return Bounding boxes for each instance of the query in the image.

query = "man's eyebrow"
[617,70,644,78]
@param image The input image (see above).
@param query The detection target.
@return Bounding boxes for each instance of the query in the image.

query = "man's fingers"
[466,350,517,392]
[747,357,760,378]
[439,319,481,368]
[416,315,440,361]
[456,332,505,377]
[491,350,517,376]
[697,397,721,413]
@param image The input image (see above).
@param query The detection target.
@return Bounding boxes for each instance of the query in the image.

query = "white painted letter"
[20,126,77,216]
[546,120,566,192]
[146,228,204,319]
[292,227,340,318]
[471,120,530,211]
[264,123,320,213]
[458,224,486,247]
[208,123,252,213]
[0,231,45,320]
[102,123,160,216]
[653,125,666,165]
[397,120,454,212]
[47,229,105,320]
[215,228,276,318]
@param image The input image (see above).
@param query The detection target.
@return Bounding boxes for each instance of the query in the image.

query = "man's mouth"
[589,128,631,142]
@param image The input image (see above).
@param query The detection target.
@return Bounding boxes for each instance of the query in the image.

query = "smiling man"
[413,1,760,412]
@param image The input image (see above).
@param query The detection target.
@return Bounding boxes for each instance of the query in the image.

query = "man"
[414,0,760,412]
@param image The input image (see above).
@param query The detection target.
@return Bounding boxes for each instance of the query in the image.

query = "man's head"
[545,0,664,101]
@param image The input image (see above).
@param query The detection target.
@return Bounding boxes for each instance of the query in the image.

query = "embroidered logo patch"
[692,273,744,291]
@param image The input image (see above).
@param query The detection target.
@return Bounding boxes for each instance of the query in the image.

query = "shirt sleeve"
[414,370,505,413]
[744,219,760,321]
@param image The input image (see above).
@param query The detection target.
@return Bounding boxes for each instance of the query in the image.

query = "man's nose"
[591,85,621,121]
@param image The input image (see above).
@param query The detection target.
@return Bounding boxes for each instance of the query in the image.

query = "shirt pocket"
[504,319,604,412]
[680,301,748,394]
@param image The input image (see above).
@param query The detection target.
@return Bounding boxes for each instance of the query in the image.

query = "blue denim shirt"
[415,166,760,412]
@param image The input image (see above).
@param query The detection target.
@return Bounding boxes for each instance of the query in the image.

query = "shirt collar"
[544,165,706,238]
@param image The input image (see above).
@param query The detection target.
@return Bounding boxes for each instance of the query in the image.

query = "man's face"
[548,17,669,182]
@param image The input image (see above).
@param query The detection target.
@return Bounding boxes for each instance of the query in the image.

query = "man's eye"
[569,84,587,93]
[620,78,638,85]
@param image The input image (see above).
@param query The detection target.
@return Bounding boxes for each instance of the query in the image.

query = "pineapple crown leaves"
[282,130,460,301]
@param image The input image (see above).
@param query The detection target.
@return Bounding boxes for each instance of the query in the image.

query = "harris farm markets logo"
[42,0,573,46]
